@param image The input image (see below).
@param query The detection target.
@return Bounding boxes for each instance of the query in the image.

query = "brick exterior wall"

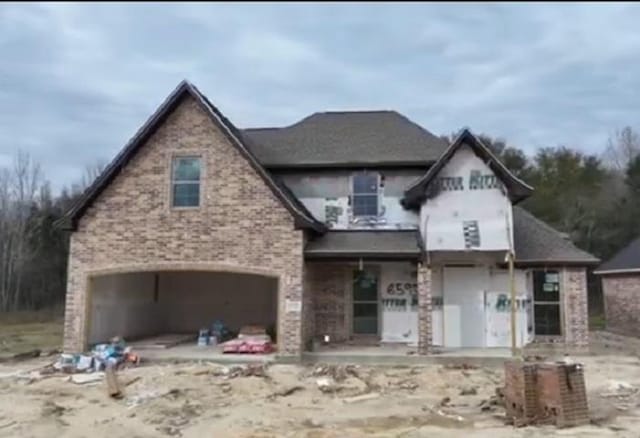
[63,95,306,356]
[562,267,589,347]
[417,263,432,354]
[306,263,351,342]
[602,275,640,337]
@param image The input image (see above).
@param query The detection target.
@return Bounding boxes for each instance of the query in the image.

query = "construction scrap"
[502,359,589,427]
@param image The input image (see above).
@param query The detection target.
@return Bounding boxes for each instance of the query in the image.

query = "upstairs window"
[352,173,379,217]
[172,156,201,207]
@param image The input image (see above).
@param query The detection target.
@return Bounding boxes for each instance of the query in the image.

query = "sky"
[2,2,640,190]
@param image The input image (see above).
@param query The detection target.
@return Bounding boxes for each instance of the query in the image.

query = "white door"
[443,267,488,347]
[381,282,418,344]
[485,270,531,347]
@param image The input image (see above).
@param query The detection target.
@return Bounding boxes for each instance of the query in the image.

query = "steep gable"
[57,80,325,232]
[402,128,533,208]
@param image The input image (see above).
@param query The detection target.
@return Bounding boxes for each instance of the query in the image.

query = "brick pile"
[502,360,589,428]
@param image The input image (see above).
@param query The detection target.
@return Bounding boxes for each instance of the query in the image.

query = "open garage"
[87,270,278,349]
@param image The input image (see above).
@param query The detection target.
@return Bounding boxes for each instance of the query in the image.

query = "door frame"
[350,265,381,339]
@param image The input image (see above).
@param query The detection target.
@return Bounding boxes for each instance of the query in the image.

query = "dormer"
[402,129,533,252]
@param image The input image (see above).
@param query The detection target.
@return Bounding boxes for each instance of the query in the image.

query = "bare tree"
[0,151,42,310]
[70,159,107,196]
[604,126,640,171]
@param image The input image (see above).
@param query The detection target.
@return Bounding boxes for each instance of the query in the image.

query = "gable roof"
[56,80,326,233]
[594,236,640,274]
[242,110,448,168]
[513,207,599,265]
[304,230,424,260]
[402,128,534,208]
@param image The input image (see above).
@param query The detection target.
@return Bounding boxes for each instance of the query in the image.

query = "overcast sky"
[2,2,640,190]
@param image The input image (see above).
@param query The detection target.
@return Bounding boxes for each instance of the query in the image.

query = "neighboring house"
[58,81,599,356]
[594,238,640,337]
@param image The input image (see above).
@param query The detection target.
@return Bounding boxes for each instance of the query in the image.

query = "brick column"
[563,268,589,348]
[279,271,304,357]
[417,263,432,355]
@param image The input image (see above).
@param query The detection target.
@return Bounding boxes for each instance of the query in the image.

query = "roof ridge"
[314,109,396,114]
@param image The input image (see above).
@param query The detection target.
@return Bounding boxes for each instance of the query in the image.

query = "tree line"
[0,155,103,312]
[1,128,639,312]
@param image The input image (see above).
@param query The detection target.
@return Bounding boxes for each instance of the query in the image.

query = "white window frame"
[351,172,380,218]
[171,155,202,209]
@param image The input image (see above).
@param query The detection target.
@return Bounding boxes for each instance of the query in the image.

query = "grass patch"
[0,309,63,356]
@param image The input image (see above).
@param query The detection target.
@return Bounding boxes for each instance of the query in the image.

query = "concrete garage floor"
[136,344,277,363]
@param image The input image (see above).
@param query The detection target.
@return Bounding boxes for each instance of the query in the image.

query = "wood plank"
[105,366,121,398]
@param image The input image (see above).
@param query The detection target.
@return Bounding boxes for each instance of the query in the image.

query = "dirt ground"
[0,342,639,437]
[1,317,640,438]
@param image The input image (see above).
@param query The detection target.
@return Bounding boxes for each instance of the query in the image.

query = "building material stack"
[502,360,589,427]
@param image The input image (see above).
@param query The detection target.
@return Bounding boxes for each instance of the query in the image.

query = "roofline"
[55,80,326,233]
[593,268,640,275]
[512,259,600,267]
[264,162,435,170]
[311,229,419,233]
[304,251,421,260]
[402,128,534,208]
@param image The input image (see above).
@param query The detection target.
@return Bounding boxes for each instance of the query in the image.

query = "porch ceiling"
[304,230,423,260]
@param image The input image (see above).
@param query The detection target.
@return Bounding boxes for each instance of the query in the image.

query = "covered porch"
[303,230,578,355]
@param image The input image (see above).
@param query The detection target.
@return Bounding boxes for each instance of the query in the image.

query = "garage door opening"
[87,270,278,352]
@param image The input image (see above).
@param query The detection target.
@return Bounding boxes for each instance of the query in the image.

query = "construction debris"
[69,373,104,385]
[342,392,380,404]
[502,359,589,428]
[316,377,335,393]
[105,366,122,398]
[460,386,478,396]
[268,385,304,399]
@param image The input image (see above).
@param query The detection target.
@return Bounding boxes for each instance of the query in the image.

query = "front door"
[443,266,488,347]
[352,269,379,335]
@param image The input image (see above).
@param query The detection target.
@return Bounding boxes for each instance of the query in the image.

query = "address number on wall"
[386,283,418,296]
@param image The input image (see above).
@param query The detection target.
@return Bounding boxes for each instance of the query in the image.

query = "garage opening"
[87,270,278,352]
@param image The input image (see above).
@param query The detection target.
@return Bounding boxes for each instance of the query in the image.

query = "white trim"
[594,268,640,275]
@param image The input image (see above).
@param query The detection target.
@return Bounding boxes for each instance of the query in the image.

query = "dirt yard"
[0,351,639,437]
[1,318,640,438]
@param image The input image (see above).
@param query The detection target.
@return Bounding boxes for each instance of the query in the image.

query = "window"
[353,269,378,335]
[533,270,561,336]
[172,156,201,207]
[352,173,379,217]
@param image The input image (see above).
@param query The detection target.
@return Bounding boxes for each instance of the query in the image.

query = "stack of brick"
[536,363,589,427]
[502,360,589,428]
[503,361,539,423]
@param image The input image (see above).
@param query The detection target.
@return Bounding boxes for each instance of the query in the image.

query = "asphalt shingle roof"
[594,237,640,274]
[305,209,597,265]
[242,111,448,167]
[513,207,599,265]
[305,230,424,259]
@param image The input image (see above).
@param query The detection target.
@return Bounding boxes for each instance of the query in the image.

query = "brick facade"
[305,263,351,343]
[63,95,306,356]
[602,275,640,337]
[562,267,589,347]
[417,263,432,354]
